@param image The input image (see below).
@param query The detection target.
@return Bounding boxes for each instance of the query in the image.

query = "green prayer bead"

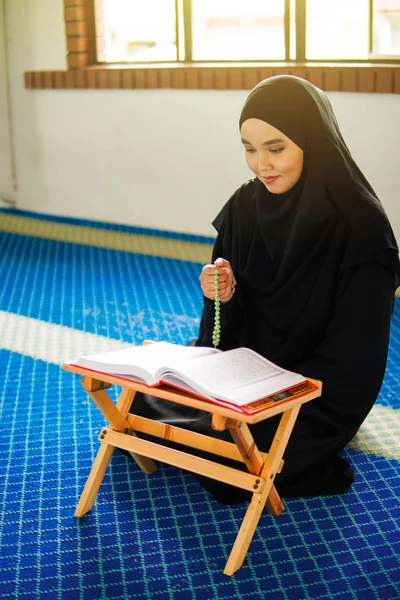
[212,265,221,348]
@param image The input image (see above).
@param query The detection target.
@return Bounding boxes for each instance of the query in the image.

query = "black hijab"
[237,75,399,266]
[209,75,400,366]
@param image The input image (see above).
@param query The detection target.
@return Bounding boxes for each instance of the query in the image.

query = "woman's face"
[240,118,304,194]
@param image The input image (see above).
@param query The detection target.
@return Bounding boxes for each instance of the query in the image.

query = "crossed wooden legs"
[75,377,301,575]
[223,408,299,574]
[74,377,157,517]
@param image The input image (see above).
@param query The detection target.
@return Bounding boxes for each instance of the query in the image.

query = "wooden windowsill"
[24,63,400,93]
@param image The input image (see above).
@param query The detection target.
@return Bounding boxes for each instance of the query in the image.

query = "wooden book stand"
[63,357,321,576]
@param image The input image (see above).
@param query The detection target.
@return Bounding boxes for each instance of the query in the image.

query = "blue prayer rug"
[0,208,399,600]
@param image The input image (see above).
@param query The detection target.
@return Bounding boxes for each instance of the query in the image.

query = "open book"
[71,341,318,415]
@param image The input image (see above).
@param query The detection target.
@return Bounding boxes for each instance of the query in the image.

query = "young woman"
[131,75,400,502]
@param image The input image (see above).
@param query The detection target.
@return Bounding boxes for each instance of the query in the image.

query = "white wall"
[3,0,400,240]
[0,0,15,201]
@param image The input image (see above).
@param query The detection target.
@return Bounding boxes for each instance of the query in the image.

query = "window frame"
[93,0,400,66]
[24,0,400,93]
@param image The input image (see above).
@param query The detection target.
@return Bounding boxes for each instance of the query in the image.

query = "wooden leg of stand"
[76,382,157,518]
[224,406,300,575]
[226,420,264,475]
[124,435,158,474]
[224,486,272,576]
[82,379,157,475]
[227,419,284,516]
[75,443,115,517]
[266,485,285,516]
[116,388,157,475]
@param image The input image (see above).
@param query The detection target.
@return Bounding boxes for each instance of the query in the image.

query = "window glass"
[95,0,400,64]
[98,0,176,62]
[191,0,285,60]
[373,0,400,55]
[306,0,369,59]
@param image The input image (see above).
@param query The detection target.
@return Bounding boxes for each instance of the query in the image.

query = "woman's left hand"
[199,257,236,303]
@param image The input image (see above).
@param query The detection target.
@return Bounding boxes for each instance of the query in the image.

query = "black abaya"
[129,259,393,501]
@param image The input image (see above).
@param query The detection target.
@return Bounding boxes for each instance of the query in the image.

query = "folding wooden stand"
[63,361,321,576]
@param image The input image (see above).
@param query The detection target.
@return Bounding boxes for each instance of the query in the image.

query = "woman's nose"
[258,152,273,171]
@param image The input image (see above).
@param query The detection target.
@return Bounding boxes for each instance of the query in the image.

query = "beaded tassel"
[212,266,221,348]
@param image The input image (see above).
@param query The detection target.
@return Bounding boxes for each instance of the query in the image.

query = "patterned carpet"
[0,208,399,600]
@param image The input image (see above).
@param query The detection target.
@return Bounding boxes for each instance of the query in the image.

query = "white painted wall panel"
[0,0,15,201]
[3,0,400,241]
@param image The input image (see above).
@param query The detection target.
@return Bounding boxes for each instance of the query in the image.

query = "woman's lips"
[263,176,280,184]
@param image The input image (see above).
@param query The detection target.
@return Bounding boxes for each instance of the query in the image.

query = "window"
[95,0,400,64]
[98,0,176,63]
[306,0,400,60]
[373,0,400,55]
[191,1,286,61]
[23,0,400,92]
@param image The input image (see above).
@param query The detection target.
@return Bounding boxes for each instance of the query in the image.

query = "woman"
[131,75,400,502]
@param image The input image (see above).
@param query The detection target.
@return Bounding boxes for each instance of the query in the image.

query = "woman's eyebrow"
[241,137,286,146]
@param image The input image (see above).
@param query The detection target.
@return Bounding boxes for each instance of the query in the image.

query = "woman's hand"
[199,257,236,303]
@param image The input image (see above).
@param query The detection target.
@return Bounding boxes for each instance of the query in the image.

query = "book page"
[73,342,219,385]
[179,348,283,390]
[163,347,305,405]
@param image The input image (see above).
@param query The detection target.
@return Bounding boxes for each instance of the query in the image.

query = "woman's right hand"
[199,257,236,303]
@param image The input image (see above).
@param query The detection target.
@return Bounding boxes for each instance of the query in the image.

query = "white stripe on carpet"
[0,309,131,365]
[348,404,400,462]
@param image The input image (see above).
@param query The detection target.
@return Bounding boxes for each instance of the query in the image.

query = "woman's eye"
[245,147,256,153]
[270,147,284,154]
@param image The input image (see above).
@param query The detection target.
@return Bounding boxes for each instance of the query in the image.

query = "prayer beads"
[212,266,221,348]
